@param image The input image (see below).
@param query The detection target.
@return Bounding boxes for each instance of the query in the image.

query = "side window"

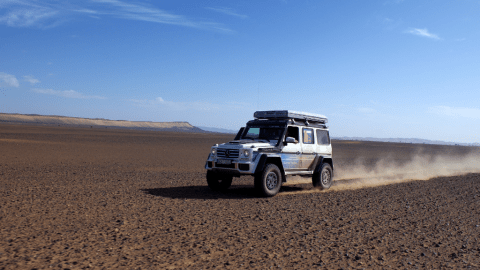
[303,128,314,144]
[286,126,299,142]
[316,129,330,145]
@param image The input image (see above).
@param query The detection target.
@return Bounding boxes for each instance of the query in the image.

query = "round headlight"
[243,149,250,157]
[211,148,216,155]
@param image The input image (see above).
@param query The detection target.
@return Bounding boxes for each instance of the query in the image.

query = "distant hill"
[0,113,205,133]
[2,113,477,145]
[197,126,237,134]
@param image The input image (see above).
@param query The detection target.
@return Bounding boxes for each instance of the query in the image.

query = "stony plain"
[1,124,479,269]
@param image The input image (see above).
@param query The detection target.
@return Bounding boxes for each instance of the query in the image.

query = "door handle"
[296,151,300,155]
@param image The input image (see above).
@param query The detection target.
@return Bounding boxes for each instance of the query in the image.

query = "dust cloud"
[332,150,480,191]
[281,148,480,195]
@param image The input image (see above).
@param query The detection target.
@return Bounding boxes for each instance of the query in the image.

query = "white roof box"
[254,110,328,124]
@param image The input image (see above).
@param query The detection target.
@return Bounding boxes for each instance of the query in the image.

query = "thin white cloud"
[0,72,19,87]
[206,7,248,19]
[23,75,40,85]
[428,106,480,120]
[93,0,232,32]
[405,28,441,40]
[32,88,106,99]
[358,107,376,114]
[381,17,402,30]
[130,97,165,105]
[130,97,251,112]
[384,0,405,4]
[383,18,393,23]
[130,97,218,111]
[0,1,232,32]
[74,8,98,15]
[0,1,60,28]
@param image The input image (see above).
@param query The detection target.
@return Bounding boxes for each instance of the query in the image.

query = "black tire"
[206,171,233,191]
[312,163,333,190]
[254,164,282,197]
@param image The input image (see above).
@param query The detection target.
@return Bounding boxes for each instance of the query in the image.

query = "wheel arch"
[314,156,334,177]
[255,154,286,182]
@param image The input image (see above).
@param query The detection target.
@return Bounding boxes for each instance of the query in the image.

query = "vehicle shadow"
[142,184,309,200]
[142,185,256,200]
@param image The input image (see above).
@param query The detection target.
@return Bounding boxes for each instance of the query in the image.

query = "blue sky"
[1,0,480,143]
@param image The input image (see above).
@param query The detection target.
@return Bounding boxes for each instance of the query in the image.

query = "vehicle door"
[281,126,303,171]
[301,127,316,169]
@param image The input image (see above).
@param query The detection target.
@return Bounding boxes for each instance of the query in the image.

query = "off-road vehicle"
[205,110,333,197]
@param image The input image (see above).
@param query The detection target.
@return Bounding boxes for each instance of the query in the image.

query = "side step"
[284,171,314,176]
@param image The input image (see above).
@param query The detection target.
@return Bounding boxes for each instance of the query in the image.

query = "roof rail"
[254,110,327,124]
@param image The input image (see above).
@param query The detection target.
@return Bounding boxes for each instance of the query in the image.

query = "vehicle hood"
[219,140,277,149]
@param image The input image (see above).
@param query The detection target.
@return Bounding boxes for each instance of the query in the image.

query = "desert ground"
[1,123,480,269]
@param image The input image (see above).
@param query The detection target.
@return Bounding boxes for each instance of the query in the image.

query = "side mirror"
[285,137,297,144]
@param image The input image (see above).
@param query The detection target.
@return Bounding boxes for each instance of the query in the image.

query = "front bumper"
[205,154,257,174]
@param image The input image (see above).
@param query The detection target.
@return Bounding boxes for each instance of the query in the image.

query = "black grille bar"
[217,148,239,158]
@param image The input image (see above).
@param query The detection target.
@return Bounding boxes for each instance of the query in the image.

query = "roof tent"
[254,110,328,124]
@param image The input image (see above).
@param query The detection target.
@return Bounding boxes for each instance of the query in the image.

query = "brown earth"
[1,123,480,269]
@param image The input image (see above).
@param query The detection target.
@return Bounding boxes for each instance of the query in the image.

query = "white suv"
[205,110,333,197]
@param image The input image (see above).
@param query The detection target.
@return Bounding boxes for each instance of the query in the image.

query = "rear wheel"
[206,171,232,191]
[313,163,333,190]
[254,164,282,197]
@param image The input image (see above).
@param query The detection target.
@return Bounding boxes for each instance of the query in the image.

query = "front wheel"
[312,163,333,190]
[254,164,282,197]
[206,171,232,191]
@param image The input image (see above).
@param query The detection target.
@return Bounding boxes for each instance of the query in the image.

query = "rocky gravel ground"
[1,124,480,269]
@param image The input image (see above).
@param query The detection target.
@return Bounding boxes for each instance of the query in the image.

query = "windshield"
[241,127,284,141]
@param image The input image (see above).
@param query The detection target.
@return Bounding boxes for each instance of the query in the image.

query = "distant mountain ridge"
[0,113,204,133]
[196,125,478,146]
[333,136,480,147]
[2,113,478,146]
[197,126,237,134]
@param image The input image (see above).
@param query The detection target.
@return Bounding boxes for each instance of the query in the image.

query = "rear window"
[316,130,330,145]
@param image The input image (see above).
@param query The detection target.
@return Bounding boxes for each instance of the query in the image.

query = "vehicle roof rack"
[254,110,328,124]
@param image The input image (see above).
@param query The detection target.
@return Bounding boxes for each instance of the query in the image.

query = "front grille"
[217,148,239,158]
[215,162,236,169]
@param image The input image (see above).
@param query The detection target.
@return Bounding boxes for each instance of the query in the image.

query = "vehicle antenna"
[257,84,259,110]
